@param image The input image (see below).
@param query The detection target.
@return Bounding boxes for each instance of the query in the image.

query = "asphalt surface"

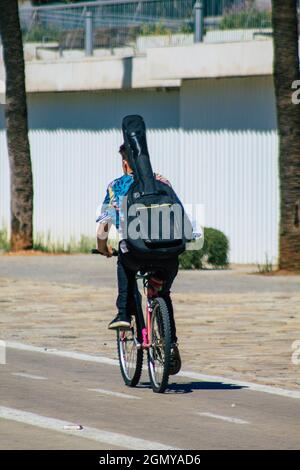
[1,254,300,293]
[1,255,299,449]
[0,345,299,450]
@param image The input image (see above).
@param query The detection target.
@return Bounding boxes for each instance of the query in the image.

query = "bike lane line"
[197,412,250,425]
[11,372,48,381]
[0,406,180,450]
[88,388,141,400]
[6,341,300,400]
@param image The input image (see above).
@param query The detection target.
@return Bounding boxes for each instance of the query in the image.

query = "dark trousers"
[116,251,179,343]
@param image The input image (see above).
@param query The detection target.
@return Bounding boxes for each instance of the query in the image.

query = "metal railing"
[19,0,273,58]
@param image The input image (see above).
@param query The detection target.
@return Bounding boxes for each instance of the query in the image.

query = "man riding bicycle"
[96,143,182,375]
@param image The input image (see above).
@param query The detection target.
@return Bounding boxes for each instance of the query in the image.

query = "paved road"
[1,345,299,450]
[1,255,300,293]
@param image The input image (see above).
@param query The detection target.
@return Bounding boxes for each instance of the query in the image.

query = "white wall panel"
[0,128,278,263]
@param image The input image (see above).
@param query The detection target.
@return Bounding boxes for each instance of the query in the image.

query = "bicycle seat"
[136,270,152,280]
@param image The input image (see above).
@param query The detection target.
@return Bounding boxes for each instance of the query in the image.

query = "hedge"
[179,227,229,269]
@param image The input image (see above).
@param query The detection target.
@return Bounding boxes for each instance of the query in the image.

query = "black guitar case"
[121,114,193,260]
[122,115,157,195]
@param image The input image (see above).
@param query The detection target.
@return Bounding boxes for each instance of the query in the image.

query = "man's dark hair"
[119,144,129,161]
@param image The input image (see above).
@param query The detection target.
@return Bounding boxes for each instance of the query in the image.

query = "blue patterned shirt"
[96,173,171,229]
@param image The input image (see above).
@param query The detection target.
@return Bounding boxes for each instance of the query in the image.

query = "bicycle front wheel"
[117,314,143,387]
[148,297,172,393]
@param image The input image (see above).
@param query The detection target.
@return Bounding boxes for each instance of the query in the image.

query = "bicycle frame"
[117,267,174,393]
[141,299,153,349]
[139,275,164,350]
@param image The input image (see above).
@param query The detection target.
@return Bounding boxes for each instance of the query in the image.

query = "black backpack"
[121,115,193,260]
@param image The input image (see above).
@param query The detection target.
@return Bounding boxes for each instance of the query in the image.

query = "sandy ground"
[0,255,299,390]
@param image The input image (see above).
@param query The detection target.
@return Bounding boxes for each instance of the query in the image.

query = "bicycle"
[92,248,175,393]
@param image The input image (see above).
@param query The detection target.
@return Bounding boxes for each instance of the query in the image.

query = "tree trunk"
[272,0,300,270]
[0,0,33,250]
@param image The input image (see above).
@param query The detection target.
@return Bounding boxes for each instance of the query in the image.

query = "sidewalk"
[0,255,299,390]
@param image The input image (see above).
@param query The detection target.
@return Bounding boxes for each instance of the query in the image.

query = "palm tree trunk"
[272,0,300,270]
[0,0,33,250]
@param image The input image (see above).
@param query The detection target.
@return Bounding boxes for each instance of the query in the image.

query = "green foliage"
[76,235,96,254]
[23,24,61,43]
[179,249,204,270]
[257,253,273,274]
[139,22,172,36]
[203,227,230,267]
[179,227,229,270]
[33,233,95,253]
[0,227,10,252]
[0,226,96,254]
[220,9,272,30]
[179,22,194,34]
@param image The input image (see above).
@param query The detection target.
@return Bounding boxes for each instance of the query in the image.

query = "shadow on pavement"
[138,381,245,394]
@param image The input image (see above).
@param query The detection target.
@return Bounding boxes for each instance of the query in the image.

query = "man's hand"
[96,222,114,257]
[100,244,114,258]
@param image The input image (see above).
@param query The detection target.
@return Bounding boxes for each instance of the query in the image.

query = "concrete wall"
[0,40,273,97]
[180,76,276,131]
[148,41,273,81]
[27,88,179,131]
[254,0,271,10]
[0,76,276,131]
[0,89,179,131]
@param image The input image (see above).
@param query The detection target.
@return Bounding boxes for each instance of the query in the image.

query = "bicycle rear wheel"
[147,297,172,393]
[117,313,143,387]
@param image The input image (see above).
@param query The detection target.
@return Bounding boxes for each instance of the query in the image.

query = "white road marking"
[6,341,118,366]
[63,424,83,431]
[197,412,249,425]
[88,388,141,400]
[11,372,47,381]
[0,406,179,450]
[177,370,300,400]
[6,341,300,400]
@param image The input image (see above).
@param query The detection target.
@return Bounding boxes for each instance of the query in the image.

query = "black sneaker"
[108,313,131,330]
[169,343,181,375]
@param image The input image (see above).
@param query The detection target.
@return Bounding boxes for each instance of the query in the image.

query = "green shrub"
[179,22,194,34]
[139,22,172,36]
[179,249,203,270]
[23,25,61,43]
[220,9,271,30]
[32,233,95,254]
[179,227,229,270]
[0,227,10,252]
[0,228,94,254]
[203,227,229,267]
[257,253,273,274]
[70,235,95,254]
